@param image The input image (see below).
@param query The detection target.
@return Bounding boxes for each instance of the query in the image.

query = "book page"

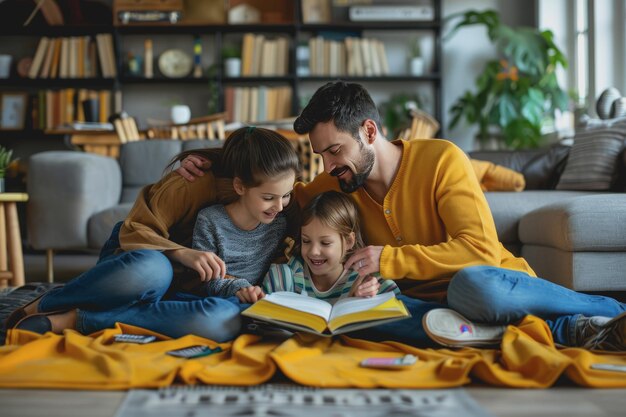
[262,292,332,321]
[328,292,398,321]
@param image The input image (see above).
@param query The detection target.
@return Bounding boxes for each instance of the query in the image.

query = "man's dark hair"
[293,81,383,138]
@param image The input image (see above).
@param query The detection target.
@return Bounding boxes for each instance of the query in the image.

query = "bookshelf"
[0,0,443,147]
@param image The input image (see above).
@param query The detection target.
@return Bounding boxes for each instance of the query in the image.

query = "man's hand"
[236,286,265,303]
[166,248,226,281]
[349,275,381,298]
[175,154,211,182]
[344,245,384,278]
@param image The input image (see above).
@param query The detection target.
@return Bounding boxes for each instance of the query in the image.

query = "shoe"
[423,308,507,348]
[13,313,53,334]
[4,292,48,330]
[575,312,626,351]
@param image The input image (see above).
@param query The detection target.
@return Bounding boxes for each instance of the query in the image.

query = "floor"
[9,253,626,416]
[1,387,626,417]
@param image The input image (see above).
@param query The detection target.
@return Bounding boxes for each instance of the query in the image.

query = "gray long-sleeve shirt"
[191,204,287,297]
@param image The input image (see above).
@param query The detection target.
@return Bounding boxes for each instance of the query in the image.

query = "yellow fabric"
[119,171,218,252]
[470,159,525,192]
[295,139,534,300]
[0,323,273,389]
[1,316,625,389]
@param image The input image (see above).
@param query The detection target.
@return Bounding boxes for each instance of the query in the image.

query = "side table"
[0,193,28,288]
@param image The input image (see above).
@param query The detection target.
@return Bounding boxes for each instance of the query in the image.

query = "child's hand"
[166,248,226,281]
[349,275,380,298]
[236,286,265,303]
[176,154,211,182]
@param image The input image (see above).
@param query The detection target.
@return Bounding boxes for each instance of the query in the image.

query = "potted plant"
[447,10,569,149]
[379,93,423,138]
[0,145,16,193]
[222,44,241,77]
[408,38,425,76]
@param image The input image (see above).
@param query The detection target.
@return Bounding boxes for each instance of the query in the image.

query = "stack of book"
[31,88,115,130]
[308,36,390,77]
[240,33,290,76]
[224,85,292,123]
[28,34,117,79]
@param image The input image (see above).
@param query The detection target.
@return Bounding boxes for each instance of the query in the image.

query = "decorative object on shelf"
[144,38,153,78]
[170,104,191,124]
[228,3,261,24]
[0,145,16,193]
[126,52,142,76]
[408,38,424,76]
[596,88,626,119]
[222,44,241,77]
[113,0,183,25]
[302,0,331,23]
[158,49,192,78]
[0,93,28,130]
[349,4,434,22]
[447,9,569,149]
[16,57,32,78]
[81,98,100,123]
[193,36,203,78]
[0,55,12,78]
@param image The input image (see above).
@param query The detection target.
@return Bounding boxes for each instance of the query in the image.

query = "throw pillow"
[556,123,626,190]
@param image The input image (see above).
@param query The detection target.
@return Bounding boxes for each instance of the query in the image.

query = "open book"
[242,291,410,336]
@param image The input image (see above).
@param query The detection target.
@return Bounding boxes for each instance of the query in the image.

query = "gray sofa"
[27,139,626,293]
[470,145,626,292]
[27,140,223,279]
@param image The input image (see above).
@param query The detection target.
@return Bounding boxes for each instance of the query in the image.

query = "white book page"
[263,292,332,321]
[329,292,396,321]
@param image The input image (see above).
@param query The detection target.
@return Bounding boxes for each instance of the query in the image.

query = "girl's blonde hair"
[300,191,364,259]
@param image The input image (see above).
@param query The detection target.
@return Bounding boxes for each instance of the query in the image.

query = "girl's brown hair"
[300,191,364,259]
[167,127,301,205]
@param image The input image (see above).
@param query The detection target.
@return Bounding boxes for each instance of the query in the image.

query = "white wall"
[442,0,535,150]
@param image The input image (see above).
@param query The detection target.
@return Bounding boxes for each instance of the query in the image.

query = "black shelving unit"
[1,0,443,137]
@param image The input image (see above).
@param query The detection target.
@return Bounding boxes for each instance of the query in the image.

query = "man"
[179,81,625,350]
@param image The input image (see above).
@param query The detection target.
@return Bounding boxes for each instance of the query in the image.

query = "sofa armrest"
[27,151,122,250]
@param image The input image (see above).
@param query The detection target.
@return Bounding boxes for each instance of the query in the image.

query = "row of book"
[307,36,390,77]
[28,34,117,79]
[224,86,292,124]
[31,88,117,130]
[240,33,290,76]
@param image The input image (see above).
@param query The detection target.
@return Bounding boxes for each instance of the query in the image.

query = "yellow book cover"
[242,292,409,336]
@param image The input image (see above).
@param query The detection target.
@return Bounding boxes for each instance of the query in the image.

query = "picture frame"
[0,92,28,130]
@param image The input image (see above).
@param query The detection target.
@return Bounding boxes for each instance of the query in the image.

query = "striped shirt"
[262,255,400,305]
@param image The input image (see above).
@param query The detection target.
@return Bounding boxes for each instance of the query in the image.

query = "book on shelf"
[241,291,410,336]
[71,121,114,131]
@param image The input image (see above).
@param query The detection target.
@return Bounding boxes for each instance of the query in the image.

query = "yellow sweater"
[296,139,534,300]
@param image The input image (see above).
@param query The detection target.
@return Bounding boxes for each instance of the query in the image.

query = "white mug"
[171,105,191,124]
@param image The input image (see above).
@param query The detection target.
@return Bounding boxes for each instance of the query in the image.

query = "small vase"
[0,177,4,193]
[224,58,241,77]
[171,105,191,124]
[409,57,425,76]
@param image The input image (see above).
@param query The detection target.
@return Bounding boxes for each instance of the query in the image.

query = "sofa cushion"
[522,246,626,291]
[119,141,184,203]
[483,191,592,244]
[519,194,626,251]
[556,127,625,190]
[87,203,134,249]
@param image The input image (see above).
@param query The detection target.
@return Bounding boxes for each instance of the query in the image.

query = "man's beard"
[332,148,375,193]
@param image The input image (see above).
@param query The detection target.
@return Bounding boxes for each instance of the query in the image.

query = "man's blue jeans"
[351,266,626,347]
[37,222,245,342]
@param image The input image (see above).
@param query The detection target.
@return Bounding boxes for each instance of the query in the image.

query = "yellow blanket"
[1,316,625,389]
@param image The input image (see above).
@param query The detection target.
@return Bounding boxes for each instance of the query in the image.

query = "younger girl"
[262,191,399,303]
[10,127,300,342]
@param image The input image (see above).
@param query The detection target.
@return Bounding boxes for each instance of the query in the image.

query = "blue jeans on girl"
[351,266,626,347]
[37,222,245,342]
